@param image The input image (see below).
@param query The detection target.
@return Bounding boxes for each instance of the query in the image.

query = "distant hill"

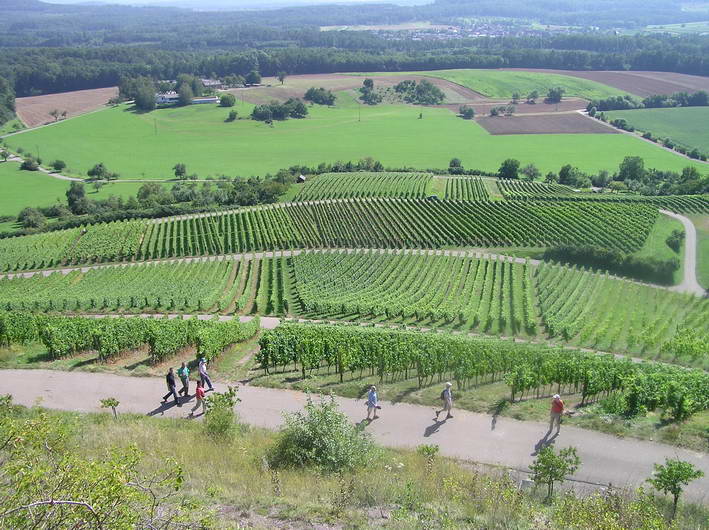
[0,0,53,9]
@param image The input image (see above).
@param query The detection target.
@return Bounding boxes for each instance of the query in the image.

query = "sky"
[45,0,417,7]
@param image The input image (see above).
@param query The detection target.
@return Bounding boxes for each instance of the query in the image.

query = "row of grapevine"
[0,229,81,272]
[290,251,536,335]
[497,180,574,198]
[0,260,235,313]
[135,199,658,258]
[65,220,148,264]
[294,172,432,201]
[444,177,490,201]
[0,311,259,363]
[258,323,709,420]
[535,262,709,362]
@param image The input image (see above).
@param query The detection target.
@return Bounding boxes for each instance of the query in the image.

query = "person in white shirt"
[198,357,214,392]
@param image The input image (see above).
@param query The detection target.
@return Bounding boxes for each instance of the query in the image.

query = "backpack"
[440,390,446,400]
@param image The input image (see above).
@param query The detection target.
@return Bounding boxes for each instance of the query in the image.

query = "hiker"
[177,362,190,397]
[198,356,214,391]
[162,367,179,406]
[366,385,379,420]
[436,382,453,420]
[549,394,565,433]
[190,380,206,417]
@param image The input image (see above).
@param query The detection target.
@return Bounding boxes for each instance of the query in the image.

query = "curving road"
[661,210,706,296]
[1,368,708,501]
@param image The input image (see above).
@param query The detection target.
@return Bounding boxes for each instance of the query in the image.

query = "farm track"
[3,368,709,500]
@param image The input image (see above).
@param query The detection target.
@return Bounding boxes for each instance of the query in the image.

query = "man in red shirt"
[549,394,564,433]
[190,381,206,417]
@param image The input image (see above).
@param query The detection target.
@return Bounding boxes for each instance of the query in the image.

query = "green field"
[4,94,704,181]
[366,69,629,99]
[690,214,709,289]
[0,161,149,219]
[633,213,685,284]
[645,21,709,35]
[605,107,709,154]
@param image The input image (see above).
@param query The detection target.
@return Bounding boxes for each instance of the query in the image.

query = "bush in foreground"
[268,395,375,472]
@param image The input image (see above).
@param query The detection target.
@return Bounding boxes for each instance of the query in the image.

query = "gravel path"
[2,368,708,501]
[662,210,706,295]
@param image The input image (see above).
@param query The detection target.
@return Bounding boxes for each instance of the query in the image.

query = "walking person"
[198,356,214,391]
[162,367,180,406]
[435,382,453,420]
[366,385,379,421]
[190,381,206,417]
[177,362,190,397]
[549,394,565,434]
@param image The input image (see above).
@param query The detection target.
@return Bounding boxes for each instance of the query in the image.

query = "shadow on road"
[531,431,558,456]
[424,417,448,437]
[147,395,194,416]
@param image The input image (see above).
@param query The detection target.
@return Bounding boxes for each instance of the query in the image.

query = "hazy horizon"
[44,0,427,9]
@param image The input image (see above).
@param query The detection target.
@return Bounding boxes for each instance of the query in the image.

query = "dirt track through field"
[477,112,618,135]
[3,368,708,501]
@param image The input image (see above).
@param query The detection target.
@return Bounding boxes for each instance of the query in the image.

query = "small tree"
[277,71,287,85]
[1,149,10,162]
[49,109,61,122]
[173,163,187,179]
[87,162,109,180]
[219,93,236,107]
[51,159,66,172]
[459,105,475,119]
[92,181,104,193]
[245,70,262,86]
[448,157,464,175]
[527,90,539,103]
[498,158,520,180]
[204,386,240,440]
[530,446,581,500]
[226,110,238,122]
[512,91,520,103]
[520,163,540,182]
[20,157,39,171]
[177,85,193,106]
[100,397,120,419]
[647,459,704,519]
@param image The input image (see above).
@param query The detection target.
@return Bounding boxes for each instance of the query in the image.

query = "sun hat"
[445,382,452,387]
[553,394,560,399]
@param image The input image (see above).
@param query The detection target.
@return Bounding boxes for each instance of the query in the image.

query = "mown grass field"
[0,161,148,219]
[605,107,709,153]
[4,92,704,181]
[633,213,685,284]
[368,69,630,99]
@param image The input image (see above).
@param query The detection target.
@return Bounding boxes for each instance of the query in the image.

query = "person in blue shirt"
[366,385,379,421]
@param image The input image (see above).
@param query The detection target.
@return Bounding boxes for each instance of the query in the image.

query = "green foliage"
[219,93,236,107]
[458,105,475,119]
[304,87,336,106]
[498,158,520,180]
[295,172,430,200]
[393,79,445,105]
[665,229,684,253]
[204,386,240,439]
[647,459,704,518]
[100,397,120,418]
[251,99,308,121]
[0,398,186,528]
[530,446,581,499]
[268,395,375,472]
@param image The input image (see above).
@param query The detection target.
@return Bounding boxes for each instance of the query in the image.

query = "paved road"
[662,210,706,296]
[2,369,707,501]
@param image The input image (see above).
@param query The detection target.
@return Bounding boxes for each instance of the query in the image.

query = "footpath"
[1,369,707,501]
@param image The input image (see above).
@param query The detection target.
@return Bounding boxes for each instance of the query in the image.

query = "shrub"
[666,229,684,253]
[20,157,39,171]
[204,386,240,440]
[268,396,375,472]
[51,159,66,171]
[219,93,236,107]
[225,110,237,122]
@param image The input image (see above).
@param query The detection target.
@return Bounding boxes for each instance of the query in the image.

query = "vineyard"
[258,323,709,422]
[294,172,432,200]
[0,311,259,364]
[497,180,574,198]
[443,177,490,201]
[1,249,705,360]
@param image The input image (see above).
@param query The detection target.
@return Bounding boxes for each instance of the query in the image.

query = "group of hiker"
[162,356,214,416]
[366,382,566,434]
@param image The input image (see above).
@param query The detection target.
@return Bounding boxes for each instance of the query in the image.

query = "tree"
[498,158,520,180]
[0,149,8,162]
[530,446,581,500]
[66,181,86,214]
[92,181,104,193]
[520,163,540,182]
[304,87,336,106]
[177,84,193,107]
[17,207,46,229]
[448,157,464,175]
[173,163,187,179]
[363,78,374,90]
[459,105,475,119]
[20,157,39,171]
[219,93,236,107]
[647,459,703,519]
[546,87,565,103]
[100,397,120,419]
[87,163,109,180]
[617,156,646,182]
[49,109,61,122]
[512,92,520,103]
[277,71,287,85]
[527,90,539,103]
[226,110,238,122]
[245,70,262,86]
[51,160,66,172]
[544,171,559,184]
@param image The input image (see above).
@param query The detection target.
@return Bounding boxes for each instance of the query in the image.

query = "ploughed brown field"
[16,86,118,128]
[503,69,709,98]
[477,113,619,135]
[438,98,586,116]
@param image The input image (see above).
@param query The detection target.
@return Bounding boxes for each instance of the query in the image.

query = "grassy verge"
[632,213,685,285]
[10,403,708,528]
[689,214,709,290]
